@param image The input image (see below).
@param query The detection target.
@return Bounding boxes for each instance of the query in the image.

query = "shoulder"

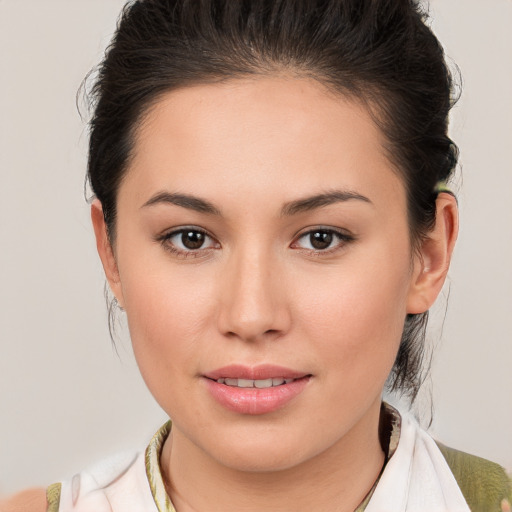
[436,441,512,512]
[0,488,47,512]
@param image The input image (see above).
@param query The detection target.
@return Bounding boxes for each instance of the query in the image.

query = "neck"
[161,401,385,512]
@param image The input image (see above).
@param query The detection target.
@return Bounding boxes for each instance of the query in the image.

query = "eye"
[158,227,219,256]
[292,228,354,253]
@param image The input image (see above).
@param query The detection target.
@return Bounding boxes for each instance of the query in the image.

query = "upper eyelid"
[157,226,354,249]
[291,227,355,251]
[157,228,219,258]
[158,226,214,240]
[294,226,354,240]
[157,226,219,249]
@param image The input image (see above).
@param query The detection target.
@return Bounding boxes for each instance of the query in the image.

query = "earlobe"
[407,193,459,314]
[91,200,125,308]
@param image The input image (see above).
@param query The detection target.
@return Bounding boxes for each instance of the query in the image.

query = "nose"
[216,245,291,343]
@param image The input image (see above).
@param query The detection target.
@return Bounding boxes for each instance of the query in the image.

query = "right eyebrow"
[141,191,222,216]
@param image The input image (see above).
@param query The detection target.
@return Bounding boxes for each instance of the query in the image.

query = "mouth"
[213,377,298,388]
[203,364,309,381]
[203,365,312,415]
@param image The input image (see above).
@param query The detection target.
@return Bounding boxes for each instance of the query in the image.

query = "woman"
[4,0,511,511]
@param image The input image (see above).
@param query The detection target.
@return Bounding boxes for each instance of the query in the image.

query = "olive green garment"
[436,442,512,512]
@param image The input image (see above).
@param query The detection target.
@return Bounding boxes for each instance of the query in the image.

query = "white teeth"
[217,378,296,388]
[254,378,273,389]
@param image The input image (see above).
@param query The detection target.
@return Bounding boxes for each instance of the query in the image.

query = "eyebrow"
[280,190,372,216]
[141,192,222,216]
[141,189,372,216]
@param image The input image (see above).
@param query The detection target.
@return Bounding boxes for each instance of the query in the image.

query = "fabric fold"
[366,411,470,512]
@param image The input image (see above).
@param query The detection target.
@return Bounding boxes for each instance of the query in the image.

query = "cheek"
[119,260,216,401]
[295,251,411,382]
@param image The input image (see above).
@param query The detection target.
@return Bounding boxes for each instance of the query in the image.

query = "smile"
[215,378,295,388]
[203,366,312,415]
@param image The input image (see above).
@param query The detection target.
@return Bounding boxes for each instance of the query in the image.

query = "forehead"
[123,76,404,212]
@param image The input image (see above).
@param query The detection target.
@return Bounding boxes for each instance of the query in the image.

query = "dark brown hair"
[87,0,459,401]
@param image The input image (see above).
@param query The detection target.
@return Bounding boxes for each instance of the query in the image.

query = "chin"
[217,447,309,473]
[199,426,323,473]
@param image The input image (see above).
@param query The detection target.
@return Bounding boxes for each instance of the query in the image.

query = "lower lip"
[204,377,311,415]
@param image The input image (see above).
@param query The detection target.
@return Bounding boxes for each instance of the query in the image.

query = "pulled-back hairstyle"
[87,0,459,402]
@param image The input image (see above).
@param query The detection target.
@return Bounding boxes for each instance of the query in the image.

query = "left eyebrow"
[280,190,373,217]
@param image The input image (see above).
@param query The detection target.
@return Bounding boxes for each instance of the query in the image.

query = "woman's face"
[105,77,424,471]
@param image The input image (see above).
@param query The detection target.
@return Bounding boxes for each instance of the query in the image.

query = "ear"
[407,193,459,314]
[91,199,125,309]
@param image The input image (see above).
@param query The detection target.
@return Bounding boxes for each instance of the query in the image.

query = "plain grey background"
[1,0,511,495]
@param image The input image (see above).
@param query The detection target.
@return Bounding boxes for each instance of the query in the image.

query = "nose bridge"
[217,239,288,341]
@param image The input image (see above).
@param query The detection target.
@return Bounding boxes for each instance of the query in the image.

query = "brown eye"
[293,228,354,253]
[181,230,206,249]
[309,231,333,250]
[160,227,218,254]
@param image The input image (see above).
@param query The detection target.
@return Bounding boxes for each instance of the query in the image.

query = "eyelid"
[156,226,220,258]
[291,226,356,253]
[155,225,355,258]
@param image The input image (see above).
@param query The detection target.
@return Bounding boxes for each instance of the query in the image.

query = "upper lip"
[203,364,309,381]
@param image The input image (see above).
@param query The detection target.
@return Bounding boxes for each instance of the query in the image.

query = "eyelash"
[292,228,356,255]
[156,227,218,259]
[156,226,355,259]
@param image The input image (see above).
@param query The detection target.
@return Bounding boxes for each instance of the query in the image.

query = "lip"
[204,364,308,381]
[203,364,311,415]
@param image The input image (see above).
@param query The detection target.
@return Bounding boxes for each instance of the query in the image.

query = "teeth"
[254,378,273,389]
[216,377,296,388]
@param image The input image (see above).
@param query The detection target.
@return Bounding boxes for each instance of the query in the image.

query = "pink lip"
[203,365,311,415]
[204,364,307,381]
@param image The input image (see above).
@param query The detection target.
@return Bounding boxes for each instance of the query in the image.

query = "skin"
[86,76,458,512]
[0,489,47,512]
